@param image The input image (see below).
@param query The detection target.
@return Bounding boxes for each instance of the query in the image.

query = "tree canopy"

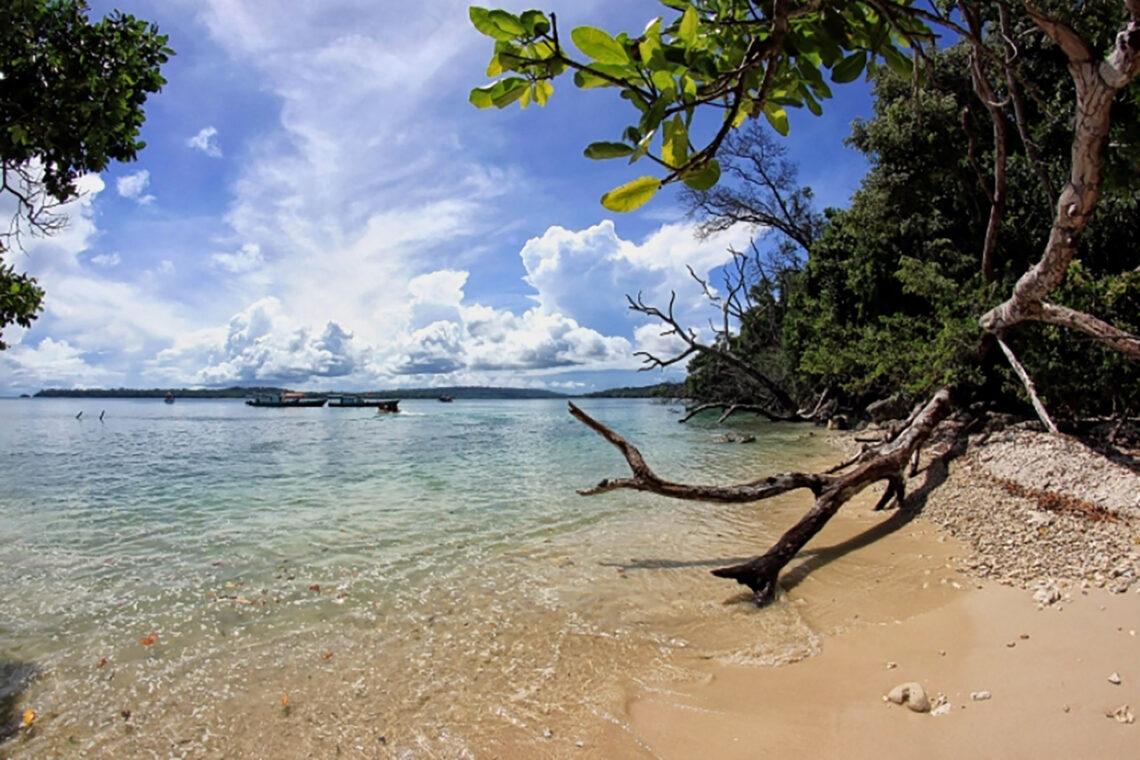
[0,0,171,348]
[470,0,1140,423]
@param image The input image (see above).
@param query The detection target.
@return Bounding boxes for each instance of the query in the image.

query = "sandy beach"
[608,428,1140,759]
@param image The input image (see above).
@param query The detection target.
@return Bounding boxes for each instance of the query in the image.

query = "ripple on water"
[0,398,836,757]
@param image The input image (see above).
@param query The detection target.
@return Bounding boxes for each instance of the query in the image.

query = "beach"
[1,401,1137,758]
[616,426,1140,759]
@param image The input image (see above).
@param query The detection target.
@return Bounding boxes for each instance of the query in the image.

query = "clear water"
[0,397,833,758]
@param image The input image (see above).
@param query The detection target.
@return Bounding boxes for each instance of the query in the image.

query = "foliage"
[0,262,44,350]
[469,1,929,211]
[470,2,1140,420]
[0,0,171,346]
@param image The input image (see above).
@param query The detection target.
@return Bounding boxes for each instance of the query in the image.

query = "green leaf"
[831,51,867,83]
[489,10,526,37]
[678,6,698,46]
[469,7,520,41]
[469,85,495,108]
[533,79,553,106]
[682,159,720,190]
[661,115,688,167]
[519,10,550,36]
[882,44,913,78]
[601,176,661,212]
[490,77,529,107]
[763,102,790,136]
[571,26,630,65]
[469,7,502,39]
[583,141,635,159]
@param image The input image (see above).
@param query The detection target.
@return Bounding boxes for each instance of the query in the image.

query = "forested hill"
[33,386,569,400]
[581,382,684,398]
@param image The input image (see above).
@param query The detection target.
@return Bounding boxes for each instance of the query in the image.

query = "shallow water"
[0,397,834,757]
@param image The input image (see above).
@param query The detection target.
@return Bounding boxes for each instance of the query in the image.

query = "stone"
[887,682,931,713]
[1108,672,1122,685]
[1109,705,1135,724]
[970,691,992,701]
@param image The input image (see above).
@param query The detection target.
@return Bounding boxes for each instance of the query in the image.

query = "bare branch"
[997,336,1059,433]
[568,401,826,500]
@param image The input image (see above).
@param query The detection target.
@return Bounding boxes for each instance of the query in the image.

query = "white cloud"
[519,220,753,337]
[89,253,121,268]
[211,243,264,273]
[0,337,111,389]
[185,298,362,385]
[116,170,155,205]
[188,126,223,157]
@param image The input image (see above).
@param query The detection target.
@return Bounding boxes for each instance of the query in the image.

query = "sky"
[0,0,874,396]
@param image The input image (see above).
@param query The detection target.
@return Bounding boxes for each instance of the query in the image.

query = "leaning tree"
[469,0,1140,605]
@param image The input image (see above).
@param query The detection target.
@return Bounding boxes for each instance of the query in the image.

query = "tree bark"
[569,388,954,606]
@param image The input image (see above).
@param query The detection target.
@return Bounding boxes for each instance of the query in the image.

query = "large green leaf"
[571,26,630,65]
[678,6,698,46]
[830,51,867,83]
[519,10,550,36]
[469,85,495,108]
[661,115,688,167]
[600,176,661,212]
[763,102,790,136]
[583,141,635,159]
[682,159,720,191]
[469,7,521,41]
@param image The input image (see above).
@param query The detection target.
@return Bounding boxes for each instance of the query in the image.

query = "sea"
[0,397,836,758]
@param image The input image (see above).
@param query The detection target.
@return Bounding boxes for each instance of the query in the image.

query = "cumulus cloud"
[191,297,360,385]
[188,126,223,157]
[519,220,752,336]
[211,243,264,273]
[116,170,155,205]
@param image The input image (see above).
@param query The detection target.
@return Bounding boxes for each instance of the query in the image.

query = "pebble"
[1109,705,1135,724]
[886,682,930,713]
[886,661,898,670]
[970,691,992,701]
[1108,672,1122,685]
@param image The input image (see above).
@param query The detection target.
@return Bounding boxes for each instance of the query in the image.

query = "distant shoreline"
[27,383,684,401]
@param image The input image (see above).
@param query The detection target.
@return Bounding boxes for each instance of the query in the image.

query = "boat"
[164,392,175,404]
[245,392,328,408]
[327,396,399,412]
[438,394,454,403]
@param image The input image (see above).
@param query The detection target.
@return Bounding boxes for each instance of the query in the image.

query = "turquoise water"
[0,397,832,757]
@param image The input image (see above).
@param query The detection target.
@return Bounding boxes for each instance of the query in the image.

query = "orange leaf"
[22,709,35,726]
[97,657,108,669]
[322,652,334,660]
[140,633,158,646]
[281,694,289,707]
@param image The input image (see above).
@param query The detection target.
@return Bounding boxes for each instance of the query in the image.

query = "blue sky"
[0,0,873,395]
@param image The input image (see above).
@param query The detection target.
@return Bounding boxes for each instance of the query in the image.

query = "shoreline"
[613,425,1140,758]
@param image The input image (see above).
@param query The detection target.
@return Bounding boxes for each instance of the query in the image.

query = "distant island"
[32,382,684,400]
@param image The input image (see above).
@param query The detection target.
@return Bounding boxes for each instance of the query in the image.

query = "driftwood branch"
[568,401,826,502]
[570,388,954,606]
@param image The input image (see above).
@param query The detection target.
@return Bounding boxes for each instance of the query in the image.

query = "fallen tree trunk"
[569,387,954,606]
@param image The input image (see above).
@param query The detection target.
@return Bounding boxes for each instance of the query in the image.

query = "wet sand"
[616,496,1140,760]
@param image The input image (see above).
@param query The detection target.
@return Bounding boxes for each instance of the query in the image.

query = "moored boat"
[327,396,399,412]
[246,392,327,407]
